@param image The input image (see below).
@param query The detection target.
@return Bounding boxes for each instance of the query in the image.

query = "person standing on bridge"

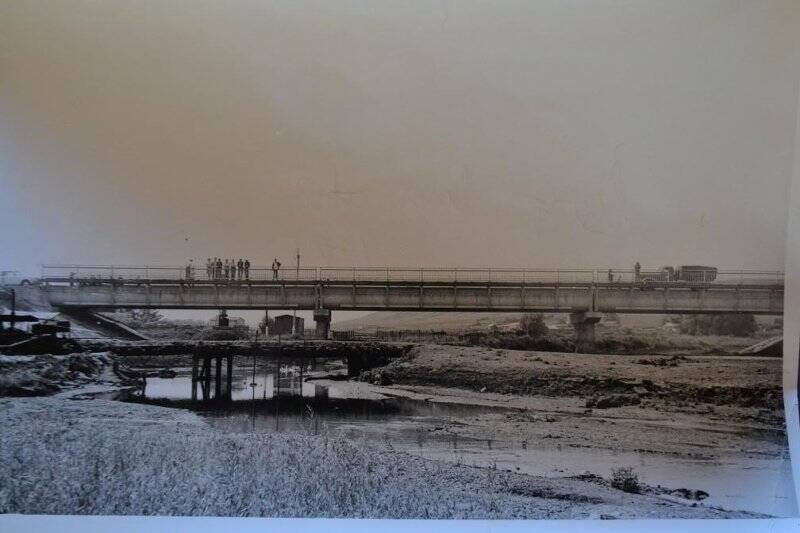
[237,259,244,280]
[272,258,281,280]
[634,261,641,282]
[215,258,222,280]
[206,258,212,280]
[224,259,230,280]
[244,259,250,280]
[608,269,614,283]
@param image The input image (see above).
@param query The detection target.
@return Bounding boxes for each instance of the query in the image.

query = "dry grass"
[0,397,758,519]
[0,398,541,518]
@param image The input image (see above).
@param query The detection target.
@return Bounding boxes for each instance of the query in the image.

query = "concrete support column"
[570,311,602,353]
[314,308,331,339]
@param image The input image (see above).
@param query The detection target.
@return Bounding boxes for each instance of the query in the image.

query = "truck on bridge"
[639,265,718,283]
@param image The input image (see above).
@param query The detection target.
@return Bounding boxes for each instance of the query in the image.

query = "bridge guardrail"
[39,265,785,285]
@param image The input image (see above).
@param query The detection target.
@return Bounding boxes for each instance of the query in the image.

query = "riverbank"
[0,352,139,396]
[0,395,763,518]
[373,345,784,421]
[340,344,793,514]
[0,352,769,518]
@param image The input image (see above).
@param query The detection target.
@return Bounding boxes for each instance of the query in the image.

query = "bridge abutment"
[570,312,602,353]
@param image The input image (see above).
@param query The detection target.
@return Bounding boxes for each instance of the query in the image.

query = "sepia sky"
[1,0,799,274]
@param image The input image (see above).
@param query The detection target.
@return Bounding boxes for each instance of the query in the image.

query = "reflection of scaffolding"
[188,355,330,401]
[275,361,305,397]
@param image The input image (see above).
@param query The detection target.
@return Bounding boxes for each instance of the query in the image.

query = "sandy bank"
[375,344,783,418]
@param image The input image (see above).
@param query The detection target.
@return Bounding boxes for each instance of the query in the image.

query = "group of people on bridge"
[200,257,284,281]
[206,258,251,281]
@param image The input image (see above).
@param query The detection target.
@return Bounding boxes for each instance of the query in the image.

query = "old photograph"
[1,0,798,521]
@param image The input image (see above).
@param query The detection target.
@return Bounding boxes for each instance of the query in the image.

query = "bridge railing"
[39,265,784,285]
[713,271,785,285]
[39,265,322,282]
[316,267,601,283]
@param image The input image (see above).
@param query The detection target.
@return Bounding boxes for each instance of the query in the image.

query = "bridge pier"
[314,309,331,339]
[191,351,234,401]
[570,312,602,353]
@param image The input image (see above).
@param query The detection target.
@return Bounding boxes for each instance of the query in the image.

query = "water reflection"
[136,359,340,401]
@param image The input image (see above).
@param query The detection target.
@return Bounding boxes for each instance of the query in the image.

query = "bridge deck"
[33,276,784,315]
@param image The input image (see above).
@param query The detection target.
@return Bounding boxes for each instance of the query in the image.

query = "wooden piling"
[215,356,223,399]
[202,356,211,400]
[191,354,198,401]
[299,357,304,396]
[226,354,233,400]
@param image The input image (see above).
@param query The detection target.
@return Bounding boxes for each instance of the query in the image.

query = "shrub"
[119,309,164,329]
[610,467,641,494]
[518,314,548,339]
[680,314,757,337]
[710,314,757,336]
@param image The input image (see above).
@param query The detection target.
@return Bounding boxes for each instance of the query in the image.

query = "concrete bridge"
[23,265,784,352]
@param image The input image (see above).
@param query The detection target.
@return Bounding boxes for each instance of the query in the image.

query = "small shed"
[269,314,304,336]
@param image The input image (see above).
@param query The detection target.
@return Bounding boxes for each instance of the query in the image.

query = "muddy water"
[124,360,796,517]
